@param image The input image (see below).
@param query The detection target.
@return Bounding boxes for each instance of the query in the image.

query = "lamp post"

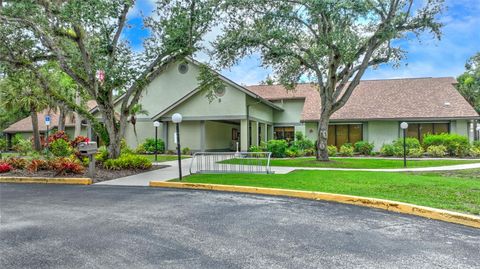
[172,113,183,180]
[400,122,409,168]
[477,126,480,141]
[153,121,160,162]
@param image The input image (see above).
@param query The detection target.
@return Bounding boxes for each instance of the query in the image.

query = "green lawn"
[140,154,190,162]
[223,157,480,169]
[177,169,480,215]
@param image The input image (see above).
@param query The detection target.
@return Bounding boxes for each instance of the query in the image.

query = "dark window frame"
[328,124,364,147]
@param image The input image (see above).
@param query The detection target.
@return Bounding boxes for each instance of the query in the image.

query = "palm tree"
[129,104,149,143]
[0,71,50,151]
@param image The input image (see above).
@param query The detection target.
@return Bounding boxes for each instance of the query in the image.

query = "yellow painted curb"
[0,176,92,185]
[150,181,480,229]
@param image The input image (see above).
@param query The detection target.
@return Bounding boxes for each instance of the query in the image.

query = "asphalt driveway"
[1,184,479,269]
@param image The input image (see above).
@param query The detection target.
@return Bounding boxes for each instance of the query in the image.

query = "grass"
[140,154,190,162]
[177,169,480,215]
[222,157,480,169]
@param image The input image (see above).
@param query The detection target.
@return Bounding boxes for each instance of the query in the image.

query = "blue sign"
[45,115,51,125]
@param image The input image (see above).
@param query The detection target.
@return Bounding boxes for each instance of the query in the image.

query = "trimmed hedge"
[423,133,470,157]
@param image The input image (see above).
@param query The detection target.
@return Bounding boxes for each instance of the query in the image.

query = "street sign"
[45,115,51,126]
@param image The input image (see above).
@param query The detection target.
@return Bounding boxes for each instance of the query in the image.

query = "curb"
[150,181,480,229]
[0,176,92,185]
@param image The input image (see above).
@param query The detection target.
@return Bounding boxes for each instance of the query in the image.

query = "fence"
[189,152,272,174]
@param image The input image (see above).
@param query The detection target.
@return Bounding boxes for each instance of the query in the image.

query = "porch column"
[262,123,268,143]
[200,120,206,151]
[268,125,274,140]
[163,121,169,151]
[251,121,259,146]
[240,119,249,151]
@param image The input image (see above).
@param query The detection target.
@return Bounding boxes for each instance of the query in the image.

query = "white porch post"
[200,120,206,151]
[240,119,248,151]
[251,121,259,146]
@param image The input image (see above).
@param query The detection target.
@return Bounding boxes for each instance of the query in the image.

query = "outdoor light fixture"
[153,121,160,162]
[172,113,183,180]
[400,122,409,168]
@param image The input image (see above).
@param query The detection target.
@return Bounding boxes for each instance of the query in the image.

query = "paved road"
[1,184,479,269]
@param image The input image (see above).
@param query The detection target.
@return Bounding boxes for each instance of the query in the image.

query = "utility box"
[77,142,98,178]
[78,142,98,156]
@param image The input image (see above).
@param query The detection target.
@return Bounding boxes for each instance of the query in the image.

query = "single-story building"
[4,58,479,152]
[2,101,96,148]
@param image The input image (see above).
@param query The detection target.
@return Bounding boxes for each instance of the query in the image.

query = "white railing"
[189,152,272,174]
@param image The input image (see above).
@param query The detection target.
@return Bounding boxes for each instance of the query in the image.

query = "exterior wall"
[115,61,202,116]
[304,122,318,141]
[247,96,274,123]
[123,120,164,149]
[451,120,469,138]
[164,84,246,120]
[166,121,202,151]
[367,121,399,151]
[272,99,304,124]
[204,121,239,151]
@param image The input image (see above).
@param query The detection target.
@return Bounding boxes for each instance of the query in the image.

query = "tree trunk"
[74,91,82,137]
[30,107,42,151]
[316,115,330,161]
[58,106,66,132]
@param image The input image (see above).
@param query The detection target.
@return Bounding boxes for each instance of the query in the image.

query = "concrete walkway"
[95,158,192,186]
[96,158,480,186]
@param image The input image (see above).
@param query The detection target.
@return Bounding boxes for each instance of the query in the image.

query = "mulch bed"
[1,165,169,183]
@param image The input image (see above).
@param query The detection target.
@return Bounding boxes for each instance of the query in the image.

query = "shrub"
[13,138,32,155]
[182,147,191,155]
[266,140,288,158]
[248,145,263,152]
[166,150,175,155]
[327,145,338,157]
[50,139,73,157]
[339,143,354,157]
[47,131,70,144]
[103,154,152,170]
[392,138,422,157]
[120,139,134,155]
[141,138,165,154]
[95,146,109,163]
[423,133,470,157]
[304,148,315,156]
[27,159,51,173]
[135,143,146,154]
[6,157,28,169]
[0,137,6,151]
[50,157,85,175]
[469,146,480,158]
[426,145,447,157]
[0,162,12,173]
[354,141,374,155]
[380,144,395,156]
[408,147,424,158]
[71,136,90,148]
[293,132,315,151]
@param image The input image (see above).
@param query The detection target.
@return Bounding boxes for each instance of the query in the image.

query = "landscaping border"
[0,176,92,185]
[150,181,480,229]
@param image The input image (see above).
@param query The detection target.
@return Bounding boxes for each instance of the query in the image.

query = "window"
[327,124,363,148]
[274,127,295,141]
[406,122,450,142]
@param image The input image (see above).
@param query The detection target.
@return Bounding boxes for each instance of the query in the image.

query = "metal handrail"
[189,152,272,174]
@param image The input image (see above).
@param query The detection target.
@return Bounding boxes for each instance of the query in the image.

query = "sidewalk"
[95,158,192,186]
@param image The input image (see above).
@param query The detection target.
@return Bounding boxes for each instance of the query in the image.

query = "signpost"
[45,115,51,154]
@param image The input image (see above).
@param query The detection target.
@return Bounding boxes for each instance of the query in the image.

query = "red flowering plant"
[71,136,90,148]
[0,162,13,173]
[50,157,85,176]
[47,131,70,145]
[6,157,28,169]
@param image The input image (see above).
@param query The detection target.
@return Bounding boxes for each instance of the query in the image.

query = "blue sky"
[126,0,480,85]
